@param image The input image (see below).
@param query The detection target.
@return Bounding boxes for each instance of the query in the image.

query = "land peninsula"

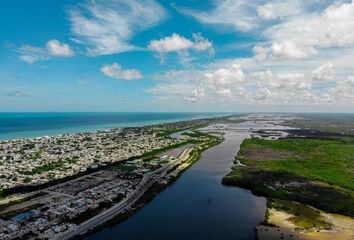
[223,115,354,239]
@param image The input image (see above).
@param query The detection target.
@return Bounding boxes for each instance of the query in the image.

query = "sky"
[0,0,354,112]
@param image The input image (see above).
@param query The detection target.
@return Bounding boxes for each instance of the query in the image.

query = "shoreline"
[256,208,354,240]
[221,127,354,240]
[0,113,231,141]
[0,124,223,240]
[0,116,229,193]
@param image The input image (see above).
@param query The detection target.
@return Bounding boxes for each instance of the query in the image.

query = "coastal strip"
[0,117,225,240]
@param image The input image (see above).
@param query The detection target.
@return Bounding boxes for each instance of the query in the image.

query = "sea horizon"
[0,112,231,141]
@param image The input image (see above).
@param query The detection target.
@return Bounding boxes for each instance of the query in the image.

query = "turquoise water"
[0,112,227,140]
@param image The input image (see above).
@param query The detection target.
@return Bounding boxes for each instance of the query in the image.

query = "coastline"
[0,116,225,197]
[260,206,354,240]
[0,112,230,141]
[4,114,352,239]
[0,116,226,240]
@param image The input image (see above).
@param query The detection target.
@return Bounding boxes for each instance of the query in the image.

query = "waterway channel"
[86,128,267,240]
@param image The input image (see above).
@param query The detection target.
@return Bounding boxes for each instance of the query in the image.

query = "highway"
[56,147,193,240]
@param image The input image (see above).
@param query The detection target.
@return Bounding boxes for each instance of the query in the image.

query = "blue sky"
[1,0,354,112]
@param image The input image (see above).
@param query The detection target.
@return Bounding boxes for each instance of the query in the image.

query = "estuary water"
[0,112,225,140]
[85,129,267,240]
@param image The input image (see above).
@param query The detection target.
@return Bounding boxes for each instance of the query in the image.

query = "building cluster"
[0,117,218,239]
[0,170,141,240]
[0,127,182,189]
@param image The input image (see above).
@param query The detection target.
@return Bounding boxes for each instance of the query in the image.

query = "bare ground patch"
[241,144,305,161]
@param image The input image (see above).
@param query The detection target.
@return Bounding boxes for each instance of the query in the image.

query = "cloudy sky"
[1,0,354,112]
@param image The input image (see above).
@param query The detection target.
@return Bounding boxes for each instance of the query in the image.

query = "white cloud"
[148,33,213,62]
[254,41,317,60]
[217,88,233,99]
[257,1,303,21]
[265,1,354,50]
[256,5,276,20]
[204,64,244,89]
[46,39,74,56]
[148,58,350,107]
[178,0,341,32]
[256,1,354,61]
[275,73,311,90]
[177,0,259,32]
[148,33,193,53]
[312,62,334,81]
[101,63,143,80]
[252,45,268,61]
[180,0,354,61]
[253,87,271,100]
[69,0,166,56]
[191,33,214,53]
[151,0,354,109]
[17,45,48,64]
[184,86,206,103]
[150,63,247,104]
[324,76,354,104]
[250,70,274,83]
[17,40,74,63]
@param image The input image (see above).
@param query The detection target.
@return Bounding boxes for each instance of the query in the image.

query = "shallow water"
[0,112,225,140]
[86,130,267,240]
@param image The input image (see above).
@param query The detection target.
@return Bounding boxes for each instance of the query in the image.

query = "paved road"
[56,148,193,240]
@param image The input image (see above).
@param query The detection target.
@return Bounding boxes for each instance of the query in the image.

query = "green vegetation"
[109,130,222,173]
[155,123,208,138]
[67,156,79,164]
[187,135,223,164]
[239,138,354,190]
[188,123,208,131]
[223,137,354,217]
[268,199,331,230]
[111,164,137,172]
[31,151,42,159]
[156,128,181,137]
[24,177,32,183]
[0,186,4,199]
[23,160,66,175]
[138,139,200,161]
[19,157,79,175]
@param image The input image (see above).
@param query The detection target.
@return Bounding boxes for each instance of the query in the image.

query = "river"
[85,128,267,240]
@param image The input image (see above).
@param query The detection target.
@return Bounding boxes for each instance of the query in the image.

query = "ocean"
[0,112,228,140]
